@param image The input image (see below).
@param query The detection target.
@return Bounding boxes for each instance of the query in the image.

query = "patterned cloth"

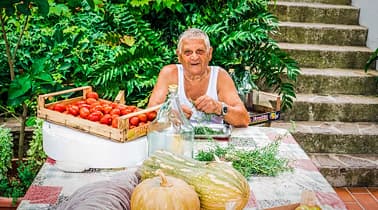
[18,127,346,210]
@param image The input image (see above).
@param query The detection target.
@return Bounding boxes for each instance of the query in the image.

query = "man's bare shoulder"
[158,64,179,84]
[216,67,231,80]
[160,64,178,75]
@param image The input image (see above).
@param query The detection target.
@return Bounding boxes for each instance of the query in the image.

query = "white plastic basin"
[42,121,147,171]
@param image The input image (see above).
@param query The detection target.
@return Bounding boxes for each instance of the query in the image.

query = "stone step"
[269,1,359,25]
[278,42,375,69]
[273,22,367,46]
[296,68,378,95]
[280,93,378,122]
[270,121,378,154]
[275,0,350,5]
[308,153,378,187]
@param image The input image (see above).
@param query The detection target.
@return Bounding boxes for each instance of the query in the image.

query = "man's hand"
[193,95,221,115]
[181,104,193,119]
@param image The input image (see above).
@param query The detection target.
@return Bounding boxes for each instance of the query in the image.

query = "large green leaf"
[8,74,32,99]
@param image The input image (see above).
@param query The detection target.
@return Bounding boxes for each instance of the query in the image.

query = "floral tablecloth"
[17,127,346,210]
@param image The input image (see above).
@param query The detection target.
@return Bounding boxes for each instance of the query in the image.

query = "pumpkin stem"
[213,154,221,162]
[155,169,173,187]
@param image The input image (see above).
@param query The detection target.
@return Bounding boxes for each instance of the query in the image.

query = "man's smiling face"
[177,38,213,75]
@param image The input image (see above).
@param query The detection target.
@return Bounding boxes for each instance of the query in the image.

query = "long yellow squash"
[138,150,250,210]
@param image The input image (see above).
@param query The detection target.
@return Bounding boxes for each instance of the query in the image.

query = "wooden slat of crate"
[38,108,126,142]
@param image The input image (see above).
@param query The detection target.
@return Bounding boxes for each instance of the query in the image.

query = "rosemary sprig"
[195,141,292,178]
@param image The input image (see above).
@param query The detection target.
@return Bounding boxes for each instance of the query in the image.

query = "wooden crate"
[248,90,281,127]
[37,86,160,142]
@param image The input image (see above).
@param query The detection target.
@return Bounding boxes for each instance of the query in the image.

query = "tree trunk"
[0,13,15,80]
[18,103,28,160]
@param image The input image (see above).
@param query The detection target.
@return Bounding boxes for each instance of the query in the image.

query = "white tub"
[42,121,147,171]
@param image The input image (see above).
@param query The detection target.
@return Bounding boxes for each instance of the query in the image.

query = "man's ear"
[176,49,182,63]
[208,47,213,61]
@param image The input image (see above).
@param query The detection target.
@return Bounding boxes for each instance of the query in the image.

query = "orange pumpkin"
[130,170,200,210]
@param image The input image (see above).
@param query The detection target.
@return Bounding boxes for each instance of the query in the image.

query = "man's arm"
[147,64,178,107]
[217,69,250,127]
[193,68,250,127]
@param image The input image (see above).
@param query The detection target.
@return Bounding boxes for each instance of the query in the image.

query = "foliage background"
[0,0,299,114]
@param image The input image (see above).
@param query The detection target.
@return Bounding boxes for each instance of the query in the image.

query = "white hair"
[177,28,211,53]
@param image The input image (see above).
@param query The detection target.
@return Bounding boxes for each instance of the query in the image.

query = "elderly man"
[148,28,250,127]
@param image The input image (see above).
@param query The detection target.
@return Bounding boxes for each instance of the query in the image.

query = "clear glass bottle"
[147,84,194,158]
[239,66,257,112]
[228,68,239,89]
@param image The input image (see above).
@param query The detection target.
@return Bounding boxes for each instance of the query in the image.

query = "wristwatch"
[221,102,228,116]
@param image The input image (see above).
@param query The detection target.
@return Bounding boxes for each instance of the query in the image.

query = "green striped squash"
[138,150,250,210]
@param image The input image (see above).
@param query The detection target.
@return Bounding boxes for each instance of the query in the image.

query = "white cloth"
[177,64,223,124]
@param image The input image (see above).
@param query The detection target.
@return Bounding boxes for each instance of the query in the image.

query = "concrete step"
[296,68,378,95]
[269,1,359,25]
[280,93,378,122]
[270,121,378,154]
[275,0,351,5]
[278,42,375,69]
[308,153,378,187]
[273,22,367,46]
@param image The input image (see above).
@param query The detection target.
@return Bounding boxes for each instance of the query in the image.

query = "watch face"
[222,103,228,115]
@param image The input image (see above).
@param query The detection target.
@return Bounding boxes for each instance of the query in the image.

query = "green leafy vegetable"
[194,126,224,135]
[195,141,292,177]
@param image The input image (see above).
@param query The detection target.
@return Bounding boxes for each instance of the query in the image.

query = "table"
[18,127,346,210]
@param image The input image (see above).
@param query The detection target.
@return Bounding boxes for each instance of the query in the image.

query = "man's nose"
[190,52,200,59]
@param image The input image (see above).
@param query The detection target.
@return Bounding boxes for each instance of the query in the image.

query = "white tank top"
[177,64,223,124]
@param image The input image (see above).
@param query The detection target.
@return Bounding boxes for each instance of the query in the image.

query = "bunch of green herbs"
[195,141,292,178]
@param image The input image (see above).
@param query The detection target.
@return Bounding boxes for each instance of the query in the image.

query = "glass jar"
[147,84,194,158]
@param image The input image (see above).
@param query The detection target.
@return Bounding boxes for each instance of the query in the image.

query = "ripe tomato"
[147,111,157,121]
[100,114,112,125]
[111,116,119,128]
[120,107,132,116]
[86,91,99,100]
[67,105,80,116]
[129,116,140,126]
[102,105,113,114]
[89,102,101,108]
[75,100,87,107]
[86,98,97,105]
[101,100,111,105]
[92,110,104,118]
[110,108,120,116]
[110,102,119,109]
[90,105,103,113]
[138,113,147,123]
[87,112,102,122]
[54,103,66,113]
[126,105,137,112]
[79,107,90,119]
[47,105,55,110]
[78,103,90,109]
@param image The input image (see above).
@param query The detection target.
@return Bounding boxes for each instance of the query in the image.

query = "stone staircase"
[268,0,378,187]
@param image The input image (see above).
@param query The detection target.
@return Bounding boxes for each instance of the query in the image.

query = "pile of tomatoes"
[47,91,157,129]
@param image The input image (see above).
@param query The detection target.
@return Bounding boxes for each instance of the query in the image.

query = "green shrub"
[1,0,299,111]
[0,119,45,201]
[0,126,13,181]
